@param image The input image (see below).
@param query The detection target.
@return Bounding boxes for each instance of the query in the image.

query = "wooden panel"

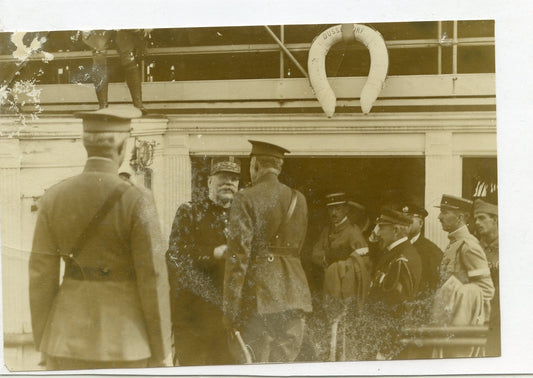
[28,74,495,104]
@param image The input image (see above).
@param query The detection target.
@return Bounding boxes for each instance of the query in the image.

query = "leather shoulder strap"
[68,181,132,258]
[273,189,298,244]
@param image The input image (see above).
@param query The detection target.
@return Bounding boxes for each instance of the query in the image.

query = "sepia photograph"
[0,1,530,375]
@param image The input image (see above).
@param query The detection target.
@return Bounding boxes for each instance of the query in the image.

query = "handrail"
[400,325,489,348]
[4,333,34,347]
[402,325,489,336]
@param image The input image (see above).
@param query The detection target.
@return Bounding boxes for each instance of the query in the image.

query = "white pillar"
[160,133,191,241]
[425,131,462,250]
[0,138,25,367]
[0,138,23,332]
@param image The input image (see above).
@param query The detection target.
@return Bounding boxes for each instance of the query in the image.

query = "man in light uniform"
[29,106,172,370]
[432,194,495,357]
[473,198,499,356]
[223,140,312,363]
[166,156,240,365]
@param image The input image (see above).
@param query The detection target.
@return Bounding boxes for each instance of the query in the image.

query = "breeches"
[238,311,305,363]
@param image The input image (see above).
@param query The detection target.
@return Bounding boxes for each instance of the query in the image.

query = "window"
[0,21,495,85]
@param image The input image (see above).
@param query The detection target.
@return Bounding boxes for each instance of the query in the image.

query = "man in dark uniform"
[166,156,241,366]
[223,140,312,363]
[473,198,500,356]
[82,30,148,112]
[368,207,422,359]
[29,105,172,370]
[400,203,443,299]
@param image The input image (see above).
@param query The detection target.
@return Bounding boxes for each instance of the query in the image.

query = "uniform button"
[224,219,228,223]
[275,235,279,239]
[267,255,274,262]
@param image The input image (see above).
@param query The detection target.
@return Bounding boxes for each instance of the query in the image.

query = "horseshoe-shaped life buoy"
[308,24,389,117]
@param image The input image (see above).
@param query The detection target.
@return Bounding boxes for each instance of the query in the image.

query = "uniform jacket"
[371,239,422,306]
[166,198,228,329]
[223,172,312,321]
[29,158,171,364]
[312,218,369,267]
[440,225,495,320]
[412,234,443,295]
[481,237,499,275]
[480,236,500,355]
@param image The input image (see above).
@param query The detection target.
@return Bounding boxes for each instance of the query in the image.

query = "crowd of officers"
[28,107,500,370]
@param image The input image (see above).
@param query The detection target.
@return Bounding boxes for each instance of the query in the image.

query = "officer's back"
[29,106,171,370]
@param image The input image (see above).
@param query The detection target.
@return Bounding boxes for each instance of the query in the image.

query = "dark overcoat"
[372,239,422,307]
[166,199,228,333]
[413,235,443,295]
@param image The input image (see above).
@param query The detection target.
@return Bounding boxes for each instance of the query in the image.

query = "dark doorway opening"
[191,155,425,286]
[462,157,498,203]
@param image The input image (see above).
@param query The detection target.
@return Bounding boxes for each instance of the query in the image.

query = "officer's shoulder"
[281,184,306,200]
[44,176,73,192]
[462,235,484,253]
[401,242,421,259]
[293,188,306,200]
[347,222,364,233]
[121,178,150,198]
[420,237,443,252]
[234,186,254,199]
[40,174,79,199]
[176,200,198,214]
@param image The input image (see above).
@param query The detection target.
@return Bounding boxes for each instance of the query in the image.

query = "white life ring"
[308,24,389,117]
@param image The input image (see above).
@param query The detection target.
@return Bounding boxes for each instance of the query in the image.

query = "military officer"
[473,198,500,356]
[371,207,422,308]
[399,203,443,298]
[29,105,172,370]
[166,156,241,366]
[432,194,495,357]
[311,192,370,269]
[223,140,312,363]
[82,29,149,112]
[436,194,495,320]
[368,207,422,359]
[311,192,371,338]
